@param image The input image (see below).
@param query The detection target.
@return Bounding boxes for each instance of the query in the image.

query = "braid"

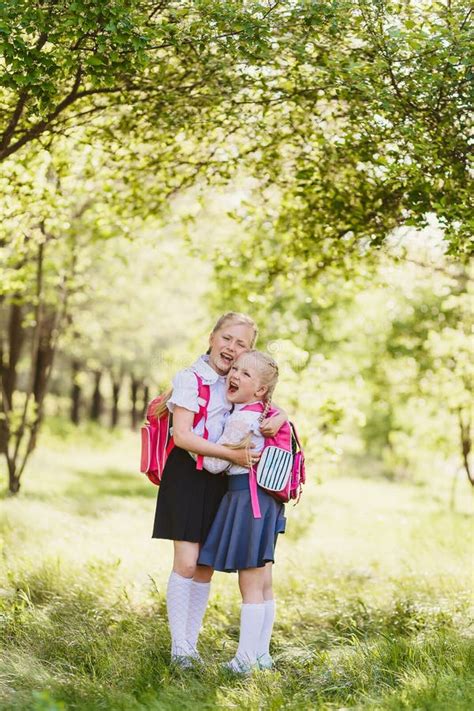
[259,398,271,423]
[259,392,275,423]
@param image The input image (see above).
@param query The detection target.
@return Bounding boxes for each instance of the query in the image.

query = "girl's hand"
[228,447,261,468]
[260,410,287,437]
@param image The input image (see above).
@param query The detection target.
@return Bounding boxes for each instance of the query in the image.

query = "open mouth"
[227,381,239,394]
[220,353,233,364]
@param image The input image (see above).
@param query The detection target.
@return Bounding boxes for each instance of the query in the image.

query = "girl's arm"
[260,405,288,437]
[203,418,252,474]
[172,406,259,468]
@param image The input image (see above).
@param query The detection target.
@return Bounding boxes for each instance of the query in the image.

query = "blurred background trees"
[1,0,472,494]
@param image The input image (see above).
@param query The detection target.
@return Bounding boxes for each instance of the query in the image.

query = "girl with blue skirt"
[198,350,286,673]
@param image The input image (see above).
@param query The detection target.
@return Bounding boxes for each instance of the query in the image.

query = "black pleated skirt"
[151,446,228,543]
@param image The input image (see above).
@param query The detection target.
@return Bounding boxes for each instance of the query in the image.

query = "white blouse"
[203,404,265,475]
[167,355,232,443]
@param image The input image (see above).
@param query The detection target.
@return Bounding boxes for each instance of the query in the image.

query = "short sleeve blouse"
[167,355,232,443]
[167,370,200,414]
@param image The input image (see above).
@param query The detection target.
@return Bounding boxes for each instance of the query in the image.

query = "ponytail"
[152,389,172,418]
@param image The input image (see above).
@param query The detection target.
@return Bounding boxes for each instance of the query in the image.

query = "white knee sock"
[232,602,266,668]
[186,580,211,653]
[257,599,276,659]
[166,571,193,657]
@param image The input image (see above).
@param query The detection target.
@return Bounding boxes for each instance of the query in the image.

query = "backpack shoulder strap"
[240,402,264,414]
[193,374,210,471]
[166,374,211,470]
[241,402,280,419]
[195,374,211,408]
[290,422,303,451]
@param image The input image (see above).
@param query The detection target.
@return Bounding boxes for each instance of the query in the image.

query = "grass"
[0,425,473,710]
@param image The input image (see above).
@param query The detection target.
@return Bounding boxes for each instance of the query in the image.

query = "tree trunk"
[70,360,82,425]
[130,376,140,431]
[2,229,71,494]
[1,303,25,455]
[142,383,150,419]
[33,311,56,405]
[3,302,24,406]
[458,408,473,487]
[8,460,21,495]
[5,310,60,494]
[26,310,57,454]
[90,371,103,422]
[110,375,122,429]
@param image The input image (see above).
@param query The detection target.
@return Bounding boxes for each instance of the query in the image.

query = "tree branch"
[0,30,49,151]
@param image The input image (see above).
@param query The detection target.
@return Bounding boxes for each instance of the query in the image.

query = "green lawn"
[0,426,472,710]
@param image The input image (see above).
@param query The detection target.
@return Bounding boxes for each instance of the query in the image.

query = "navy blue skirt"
[197,474,286,572]
[152,447,228,544]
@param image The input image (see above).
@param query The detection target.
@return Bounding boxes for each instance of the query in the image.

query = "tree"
[0,0,282,493]
[1,147,90,492]
[2,0,472,494]
[0,142,143,491]
[0,139,213,492]
[60,231,212,430]
[0,1,278,159]
[418,275,473,487]
[207,0,472,287]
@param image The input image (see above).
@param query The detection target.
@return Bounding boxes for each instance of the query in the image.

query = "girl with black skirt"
[151,313,286,666]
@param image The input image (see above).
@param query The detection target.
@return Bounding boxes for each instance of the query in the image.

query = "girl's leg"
[238,567,266,603]
[257,563,276,668]
[167,542,199,660]
[262,561,273,601]
[186,563,214,655]
[193,565,213,583]
[172,540,200,578]
[226,568,266,672]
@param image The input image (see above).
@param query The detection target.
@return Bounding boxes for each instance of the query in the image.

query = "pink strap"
[249,465,262,518]
[241,403,265,517]
[194,375,210,471]
[241,402,279,419]
[165,437,175,457]
[241,402,264,413]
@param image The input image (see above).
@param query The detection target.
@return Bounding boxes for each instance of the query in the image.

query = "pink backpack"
[140,373,210,485]
[242,403,306,518]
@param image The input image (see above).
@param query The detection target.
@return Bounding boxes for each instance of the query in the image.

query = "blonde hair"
[152,314,258,419]
[152,389,172,418]
[210,312,258,348]
[225,350,279,452]
[245,350,279,419]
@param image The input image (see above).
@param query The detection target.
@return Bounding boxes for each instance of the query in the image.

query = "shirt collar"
[191,354,227,384]
[234,401,263,412]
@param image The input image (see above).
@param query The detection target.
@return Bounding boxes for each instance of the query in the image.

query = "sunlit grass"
[0,426,472,710]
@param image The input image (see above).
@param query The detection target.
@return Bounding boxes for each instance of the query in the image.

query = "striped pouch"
[256,446,293,493]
